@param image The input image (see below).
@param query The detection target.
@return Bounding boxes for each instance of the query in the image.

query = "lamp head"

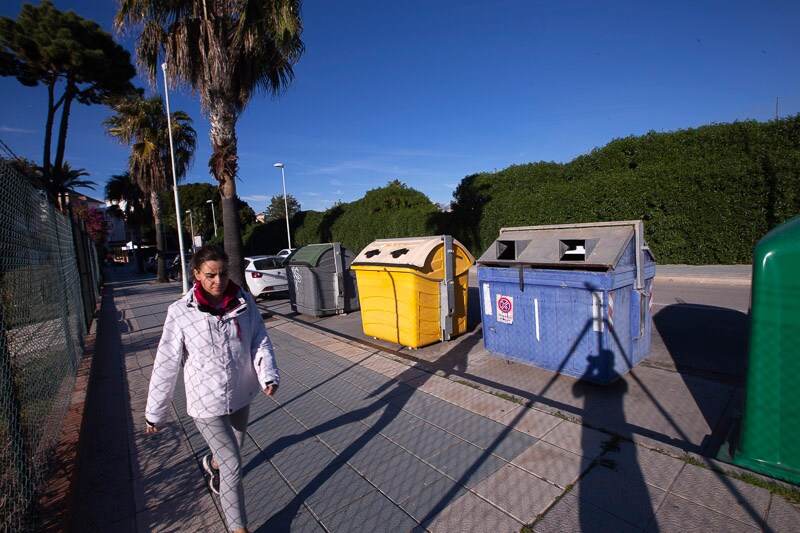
[274,163,284,168]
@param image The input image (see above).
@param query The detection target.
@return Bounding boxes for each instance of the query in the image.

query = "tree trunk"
[151,191,168,283]
[134,225,145,274]
[208,102,246,288]
[53,81,75,177]
[43,80,56,179]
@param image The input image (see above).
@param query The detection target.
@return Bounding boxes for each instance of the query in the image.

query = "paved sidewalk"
[69,264,798,532]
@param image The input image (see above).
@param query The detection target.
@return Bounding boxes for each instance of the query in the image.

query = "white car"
[243,255,288,298]
[276,248,296,259]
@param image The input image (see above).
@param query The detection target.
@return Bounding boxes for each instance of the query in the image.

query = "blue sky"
[2,0,800,213]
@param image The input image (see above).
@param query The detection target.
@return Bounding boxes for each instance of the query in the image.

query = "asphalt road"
[647,280,751,384]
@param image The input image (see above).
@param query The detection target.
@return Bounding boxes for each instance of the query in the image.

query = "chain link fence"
[0,159,100,531]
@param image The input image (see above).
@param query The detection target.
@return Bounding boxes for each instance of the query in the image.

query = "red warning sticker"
[496,295,514,324]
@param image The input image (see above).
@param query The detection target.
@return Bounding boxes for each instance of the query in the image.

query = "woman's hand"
[145,419,160,434]
[263,383,278,397]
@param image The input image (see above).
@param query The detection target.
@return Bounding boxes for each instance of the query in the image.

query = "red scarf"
[193,281,242,316]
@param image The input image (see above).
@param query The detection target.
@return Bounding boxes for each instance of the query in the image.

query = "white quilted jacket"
[145,286,279,424]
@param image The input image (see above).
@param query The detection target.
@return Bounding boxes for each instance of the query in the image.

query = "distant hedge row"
[245,116,800,264]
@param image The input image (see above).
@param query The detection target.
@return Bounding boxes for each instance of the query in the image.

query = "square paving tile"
[297,464,377,520]
[429,381,484,405]
[497,406,562,438]
[511,439,593,488]
[412,400,475,430]
[647,493,759,532]
[573,465,666,529]
[460,392,521,421]
[138,455,203,512]
[269,438,342,486]
[534,492,641,533]
[603,439,685,490]
[424,491,523,533]
[134,485,223,532]
[766,495,800,533]
[540,420,609,459]
[243,461,303,526]
[426,440,508,488]
[399,476,466,524]
[446,415,537,461]
[390,424,465,461]
[314,417,374,452]
[345,433,408,470]
[372,409,428,438]
[471,464,563,523]
[668,463,771,528]
[384,388,440,412]
[320,489,419,532]
[354,449,444,504]
[254,504,325,532]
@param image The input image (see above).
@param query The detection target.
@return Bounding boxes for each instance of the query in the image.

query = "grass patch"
[491,391,523,405]
[677,454,800,505]
[454,379,480,390]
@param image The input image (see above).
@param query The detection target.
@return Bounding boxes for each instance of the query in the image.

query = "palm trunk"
[151,191,168,283]
[209,102,246,288]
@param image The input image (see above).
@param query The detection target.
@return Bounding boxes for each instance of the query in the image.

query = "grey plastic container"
[285,243,359,317]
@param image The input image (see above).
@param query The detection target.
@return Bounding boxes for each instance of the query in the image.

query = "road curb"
[655,275,751,287]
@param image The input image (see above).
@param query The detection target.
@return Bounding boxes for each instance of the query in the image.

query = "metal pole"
[162,62,189,293]
[207,199,217,237]
[274,163,292,249]
[186,210,195,252]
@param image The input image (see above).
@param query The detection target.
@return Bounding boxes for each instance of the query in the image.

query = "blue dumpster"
[476,220,656,384]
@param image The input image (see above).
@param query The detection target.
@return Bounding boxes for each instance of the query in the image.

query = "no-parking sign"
[496,295,514,324]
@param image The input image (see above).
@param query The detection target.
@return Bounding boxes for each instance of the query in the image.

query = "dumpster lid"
[477,220,651,271]
[285,243,333,267]
[352,236,472,271]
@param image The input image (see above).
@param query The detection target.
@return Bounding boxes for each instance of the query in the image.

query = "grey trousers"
[194,405,251,531]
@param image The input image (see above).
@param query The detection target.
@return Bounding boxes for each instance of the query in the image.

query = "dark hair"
[192,244,229,271]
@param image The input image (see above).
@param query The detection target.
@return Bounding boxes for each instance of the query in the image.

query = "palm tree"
[105,172,148,273]
[104,95,196,282]
[50,162,98,211]
[114,0,305,287]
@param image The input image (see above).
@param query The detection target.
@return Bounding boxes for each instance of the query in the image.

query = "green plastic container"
[733,215,800,485]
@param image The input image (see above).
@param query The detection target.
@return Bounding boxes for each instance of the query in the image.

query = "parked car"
[276,248,296,259]
[244,255,288,298]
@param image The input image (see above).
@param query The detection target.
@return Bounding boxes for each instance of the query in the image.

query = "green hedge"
[244,180,439,254]
[448,116,800,263]
[245,116,800,264]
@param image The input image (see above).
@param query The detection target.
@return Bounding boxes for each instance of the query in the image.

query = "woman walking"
[144,244,279,533]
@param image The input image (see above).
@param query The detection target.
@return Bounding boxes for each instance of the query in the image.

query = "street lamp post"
[162,61,189,294]
[273,163,292,250]
[206,199,217,238]
[185,210,195,252]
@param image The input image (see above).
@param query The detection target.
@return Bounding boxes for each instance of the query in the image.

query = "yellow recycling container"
[350,235,475,348]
